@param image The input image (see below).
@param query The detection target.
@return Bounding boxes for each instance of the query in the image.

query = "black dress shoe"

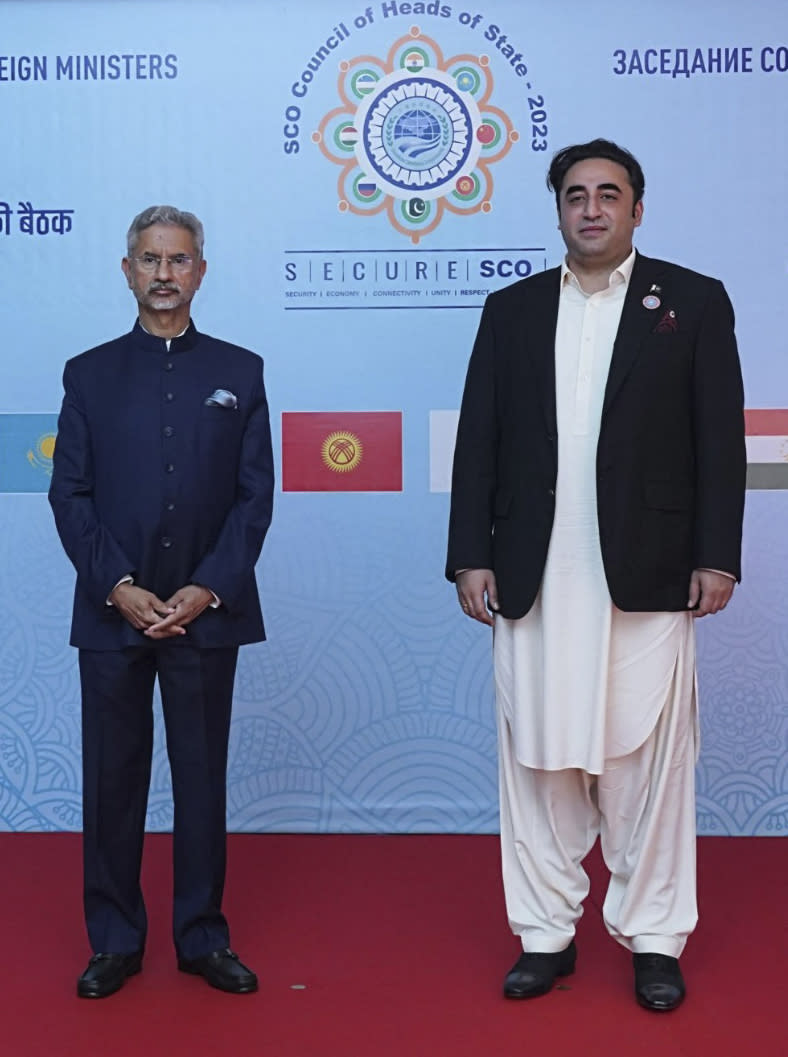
[503,941,576,999]
[633,953,686,1011]
[77,952,143,999]
[177,948,258,993]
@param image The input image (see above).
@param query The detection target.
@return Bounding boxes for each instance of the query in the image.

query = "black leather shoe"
[633,953,685,1011]
[503,941,576,999]
[77,952,143,998]
[177,948,258,993]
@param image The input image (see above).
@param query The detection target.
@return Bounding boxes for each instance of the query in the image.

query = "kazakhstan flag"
[0,413,59,493]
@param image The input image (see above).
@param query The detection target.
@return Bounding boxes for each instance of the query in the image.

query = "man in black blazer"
[446,140,745,1010]
[50,206,274,998]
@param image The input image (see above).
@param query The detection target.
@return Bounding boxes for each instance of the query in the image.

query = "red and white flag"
[745,409,788,489]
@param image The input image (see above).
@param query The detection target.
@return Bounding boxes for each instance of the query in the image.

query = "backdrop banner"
[1,0,786,834]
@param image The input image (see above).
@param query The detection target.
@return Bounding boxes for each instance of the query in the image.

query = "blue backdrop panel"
[1,0,786,834]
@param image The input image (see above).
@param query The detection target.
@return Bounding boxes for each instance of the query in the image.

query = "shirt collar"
[132,318,198,353]
[561,247,637,294]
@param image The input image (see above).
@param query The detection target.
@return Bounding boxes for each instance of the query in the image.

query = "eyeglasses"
[131,253,196,272]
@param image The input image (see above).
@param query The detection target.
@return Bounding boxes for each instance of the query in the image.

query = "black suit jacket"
[49,321,274,649]
[446,253,746,617]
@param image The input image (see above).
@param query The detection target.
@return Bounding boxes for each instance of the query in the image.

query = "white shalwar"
[493,253,698,958]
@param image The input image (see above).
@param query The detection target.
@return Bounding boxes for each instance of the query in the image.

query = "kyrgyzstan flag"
[281,411,403,492]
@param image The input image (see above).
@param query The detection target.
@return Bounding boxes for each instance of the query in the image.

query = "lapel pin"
[642,294,661,310]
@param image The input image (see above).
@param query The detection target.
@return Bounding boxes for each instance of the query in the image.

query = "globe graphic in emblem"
[393,108,442,160]
[360,76,475,193]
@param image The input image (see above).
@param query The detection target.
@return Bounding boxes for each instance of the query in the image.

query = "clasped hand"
[108,582,215,638]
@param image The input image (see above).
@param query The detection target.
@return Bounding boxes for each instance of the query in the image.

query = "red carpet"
[1,834,784,1057]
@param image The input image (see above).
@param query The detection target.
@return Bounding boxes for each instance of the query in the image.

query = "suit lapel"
[602,253,667,416]
[522,267,561,435]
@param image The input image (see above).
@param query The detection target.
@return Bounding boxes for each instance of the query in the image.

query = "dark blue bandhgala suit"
[49,320,274,958]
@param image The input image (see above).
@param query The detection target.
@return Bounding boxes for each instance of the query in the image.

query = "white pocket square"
[204,388,238,409]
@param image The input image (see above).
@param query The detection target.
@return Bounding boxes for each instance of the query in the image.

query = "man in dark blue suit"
[49,206,274,998]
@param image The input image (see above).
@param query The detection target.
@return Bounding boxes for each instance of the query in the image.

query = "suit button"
[165,463,175,473]
[161,537,172,548]
[165,392,174,402]
[548,488,555,496]
[163,426,174,437]
[166,502,175,512]
[165,362,174,371]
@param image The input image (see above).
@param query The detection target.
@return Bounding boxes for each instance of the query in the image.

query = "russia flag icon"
[357,182,377,198]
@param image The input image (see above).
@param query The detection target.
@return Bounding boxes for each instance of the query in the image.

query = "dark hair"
[547,138,645,211]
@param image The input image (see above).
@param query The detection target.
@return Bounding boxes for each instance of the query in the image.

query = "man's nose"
[154,257,175,276]
[584,197,602,218]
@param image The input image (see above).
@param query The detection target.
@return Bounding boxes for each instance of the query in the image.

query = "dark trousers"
[78,644,239,959]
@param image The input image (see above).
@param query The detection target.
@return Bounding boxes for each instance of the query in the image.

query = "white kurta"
[493,252,696,774]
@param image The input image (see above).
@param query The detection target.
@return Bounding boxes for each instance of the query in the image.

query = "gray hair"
[126,205,205,257]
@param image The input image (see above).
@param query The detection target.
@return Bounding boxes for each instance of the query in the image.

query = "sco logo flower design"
[312,27,518,243]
